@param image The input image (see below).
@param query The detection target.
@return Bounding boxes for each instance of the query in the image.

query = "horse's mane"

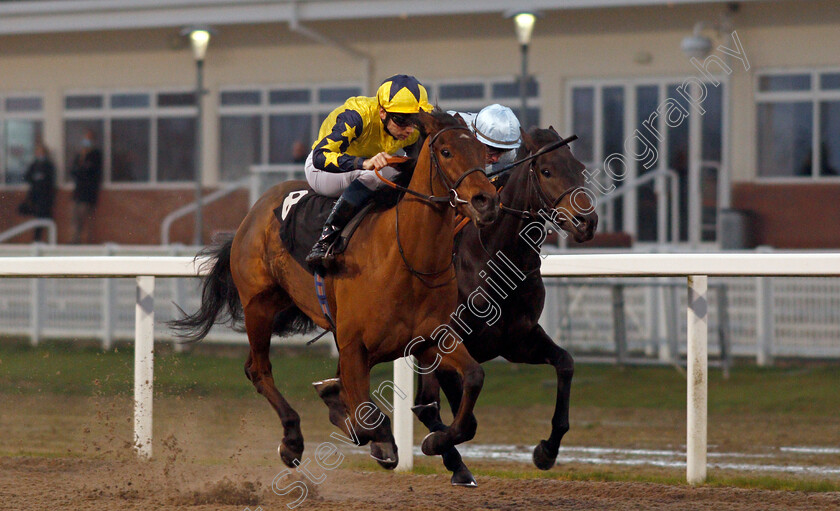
[403,106,461,161]
[496,128,569,190]
[513,127,561,161]
[427,106,463,129]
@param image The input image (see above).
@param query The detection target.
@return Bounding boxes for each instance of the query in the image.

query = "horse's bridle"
[384,125,490,287]
[494,135,583,220]
[376,125,487,208]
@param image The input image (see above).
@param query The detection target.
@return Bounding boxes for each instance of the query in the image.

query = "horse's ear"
[452,112,468,128]
[416,111,442,136]
[520,127,538,153]
[548,125,559,136]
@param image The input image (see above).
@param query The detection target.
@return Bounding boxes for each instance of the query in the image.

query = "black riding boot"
[306,180,373,270]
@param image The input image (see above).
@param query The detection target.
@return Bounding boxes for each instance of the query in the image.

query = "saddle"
[275,188,376,273]
[275,156,414,273]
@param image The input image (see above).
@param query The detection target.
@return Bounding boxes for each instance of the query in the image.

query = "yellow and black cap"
[377,74,433,115]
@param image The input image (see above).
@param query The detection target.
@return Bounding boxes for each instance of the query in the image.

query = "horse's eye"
[441,149,451,158]
[540,168,551,177]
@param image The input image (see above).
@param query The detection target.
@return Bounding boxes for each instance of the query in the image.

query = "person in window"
[18,142,56,242]
[70,129,103,244]
[448,104,521,172]
[291,139,309,164]
[304,74,433,269]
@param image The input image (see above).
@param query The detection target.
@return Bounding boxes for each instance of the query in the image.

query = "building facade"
[0,0,838,247]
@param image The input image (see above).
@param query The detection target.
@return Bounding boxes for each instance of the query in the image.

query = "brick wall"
[4,182,839,248]
[0,188,250,245]
[732,182,840,248]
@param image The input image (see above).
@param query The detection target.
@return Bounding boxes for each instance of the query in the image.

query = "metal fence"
[538,255,840,362]
[0,244,262,348]
[2,244,839,362]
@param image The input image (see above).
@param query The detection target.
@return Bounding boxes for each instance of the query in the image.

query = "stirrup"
[306,236,337,270]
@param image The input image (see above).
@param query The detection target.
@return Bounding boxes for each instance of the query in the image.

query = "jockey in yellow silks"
[304,74,433,269]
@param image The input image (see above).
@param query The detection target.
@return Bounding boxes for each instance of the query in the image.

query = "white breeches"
[304,151,401,197]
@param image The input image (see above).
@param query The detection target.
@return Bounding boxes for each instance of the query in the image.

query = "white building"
[1,0,838,247]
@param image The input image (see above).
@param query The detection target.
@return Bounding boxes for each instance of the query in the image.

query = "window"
[63,90,197,185]
[569,78,725,243]
[424,77,540,129]
[218,84,363,181]
[1,94,44,185]
[756,69,840,178]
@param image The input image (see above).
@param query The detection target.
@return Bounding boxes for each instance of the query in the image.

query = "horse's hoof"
[532,439,558,471]
[421,432,449,456]
[370,442,399,470]
[451,467,477,487]
[278,441,303,468]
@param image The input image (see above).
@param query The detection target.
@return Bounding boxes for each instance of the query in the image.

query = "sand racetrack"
[4,455,840,511]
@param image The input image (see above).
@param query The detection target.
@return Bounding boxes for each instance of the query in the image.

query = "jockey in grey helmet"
[448,103,521,172]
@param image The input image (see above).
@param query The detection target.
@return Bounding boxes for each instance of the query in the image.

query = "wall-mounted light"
[681,23,714,59]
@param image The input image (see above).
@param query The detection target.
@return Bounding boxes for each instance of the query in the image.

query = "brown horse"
[413,127,598,486]
[171,109,499,469]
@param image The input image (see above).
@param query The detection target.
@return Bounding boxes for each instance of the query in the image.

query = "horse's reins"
[377,125,487,287]
[473,134,583,269]
[486,134,578,179]
[375,125,486,208]
[492,134,581,221]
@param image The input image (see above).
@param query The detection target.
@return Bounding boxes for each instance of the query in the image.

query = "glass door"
[569,78,725,246]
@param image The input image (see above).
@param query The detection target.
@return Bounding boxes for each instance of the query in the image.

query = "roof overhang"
[0,0,777,36]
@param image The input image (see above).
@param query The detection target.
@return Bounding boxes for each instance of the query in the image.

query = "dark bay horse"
[171,110,499,470]
[412,127,598,486]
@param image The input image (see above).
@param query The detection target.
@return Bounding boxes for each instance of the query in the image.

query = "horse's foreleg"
[418,343,483,457]
[413,372,476,486]
[337,342,398,469]
[243,298,304,468]
[503,324,573,470]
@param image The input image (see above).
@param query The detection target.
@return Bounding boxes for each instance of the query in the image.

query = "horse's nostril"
[471,194,489,210]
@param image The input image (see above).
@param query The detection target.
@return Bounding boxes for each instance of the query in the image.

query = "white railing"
[160,178,249,245]
[0,256,204,460]
[3,253,840,484]
[393,252,840,482]
[0,218,57,244]
[249,164,305,205]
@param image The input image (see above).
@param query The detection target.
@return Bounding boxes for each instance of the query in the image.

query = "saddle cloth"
[274,186,375,273]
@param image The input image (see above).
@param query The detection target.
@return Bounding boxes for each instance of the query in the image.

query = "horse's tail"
[169,234,242,343]
[272,307,317,338]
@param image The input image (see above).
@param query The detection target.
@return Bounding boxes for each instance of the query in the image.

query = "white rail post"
[686,275,708,484]
[393,357,414,471]
[29,243,43,346]
[170,244,187,354]
[539,279,559,341]
[102,243,116,351]
[755,246,775,367]
[756,276,775,367]
[134,276,155,460]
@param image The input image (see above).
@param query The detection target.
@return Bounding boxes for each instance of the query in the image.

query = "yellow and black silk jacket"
[310,96,420,173]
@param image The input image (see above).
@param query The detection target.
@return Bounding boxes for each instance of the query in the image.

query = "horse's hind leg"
[243,292,304,468]
[502,324,573,470]
[414,372,476,487]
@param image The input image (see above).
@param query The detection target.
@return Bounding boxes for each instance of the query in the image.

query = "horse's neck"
[479,164,541,269]
[395,149,455,269]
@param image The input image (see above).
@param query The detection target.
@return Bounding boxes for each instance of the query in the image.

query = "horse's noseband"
[497,136,584,220]
[428,126,487,208]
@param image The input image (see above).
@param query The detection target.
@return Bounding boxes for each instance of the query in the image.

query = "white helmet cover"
[472,104,521,150]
